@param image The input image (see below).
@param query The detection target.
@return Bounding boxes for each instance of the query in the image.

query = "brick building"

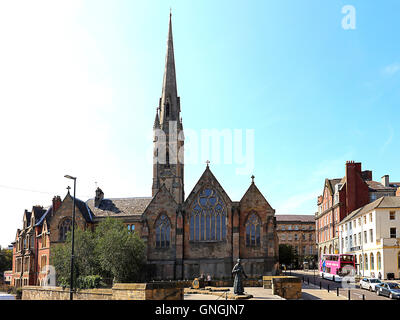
[275,215,316,260]
[316,161,399,259]
[11,13,279,286]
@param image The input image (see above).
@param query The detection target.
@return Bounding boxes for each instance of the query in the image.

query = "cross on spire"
[66,186,71,193]
[251,175,255,183]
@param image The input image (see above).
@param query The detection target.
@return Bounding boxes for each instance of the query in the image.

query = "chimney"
[52,196,62,214]
[381,175,389,188]
[361,170,372,181]
[95,187,104,208]
[345,161,369,215]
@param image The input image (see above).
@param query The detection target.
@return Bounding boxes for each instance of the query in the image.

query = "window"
[281,234,286,241]
[370,253,374,270]
[245,213,261,247]
[294,225,299,230]
[377,252,381,270]
[288,234,292,241]
[353,220,356,228]
[302,234,306,240]
[288,225,292,230]
[369,213,373,223]
[281,225,285,230]
[369,229,373,243]
[42,234,46,248]
[309,234,313,241]
[358,218,361,226]
[390,228,397,239]
[364,231,367,243]
[398,252,400,269]
[364,254,368,270]
[363,215,367,224]
[190,188,226,241]
[155,214,170,248]
[358,232,361,245]
[59,218,72,241]
[40,255,47,273]
[390,211,396,220]
[294,234,298,241]
[127,224,135,234]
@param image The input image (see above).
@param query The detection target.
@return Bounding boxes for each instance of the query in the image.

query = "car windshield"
[388,283,400,289]
[370,279,381,283]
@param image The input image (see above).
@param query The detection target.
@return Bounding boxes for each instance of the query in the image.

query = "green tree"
[94,217,146,283]
[0,247,13,275]
[51,217,146,287]
[51,228,100,287]
[278,244,295,266]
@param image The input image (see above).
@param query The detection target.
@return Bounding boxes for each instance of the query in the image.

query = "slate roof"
[275,215,315,223]
[86,197,153,217]
[339,196,400,225]
[366,180,397,191]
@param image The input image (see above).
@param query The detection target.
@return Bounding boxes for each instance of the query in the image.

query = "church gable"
[143,184,178,262]
[240,181,274,213]
[184,166,232,211]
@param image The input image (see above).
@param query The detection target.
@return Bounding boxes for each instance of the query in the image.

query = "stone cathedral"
[12,14,279,286]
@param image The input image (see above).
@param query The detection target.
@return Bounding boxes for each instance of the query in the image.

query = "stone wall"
[22,282,184,300]
[269,276,301,299]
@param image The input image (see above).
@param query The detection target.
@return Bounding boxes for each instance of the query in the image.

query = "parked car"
[359,278,382,291]
[375,282,400,299]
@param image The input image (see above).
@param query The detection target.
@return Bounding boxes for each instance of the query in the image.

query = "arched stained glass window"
[190,188,226,241]
[246,213,261,246]
[155,214,170,248]
[59,218,72,241]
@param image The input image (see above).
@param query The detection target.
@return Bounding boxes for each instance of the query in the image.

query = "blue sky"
[0,0,399,247]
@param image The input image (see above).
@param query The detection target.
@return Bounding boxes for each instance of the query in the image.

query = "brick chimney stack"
[95,187,104,208]
[345,161,369,215]
[52,196,62,213]
[381,175,389,187]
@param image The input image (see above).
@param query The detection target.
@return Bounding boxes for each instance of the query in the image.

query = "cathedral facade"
[11,14,278,286]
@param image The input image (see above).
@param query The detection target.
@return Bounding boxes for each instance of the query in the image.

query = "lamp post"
[64,175,76,301]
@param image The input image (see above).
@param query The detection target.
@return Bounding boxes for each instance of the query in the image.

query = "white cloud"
[382,62,400,76]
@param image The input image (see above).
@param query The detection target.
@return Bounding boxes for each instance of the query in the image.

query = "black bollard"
[363,294,365,300]
[337,287,339,296]
[320,282,322,289]
[348,290,351,300]
[328,285,330,293]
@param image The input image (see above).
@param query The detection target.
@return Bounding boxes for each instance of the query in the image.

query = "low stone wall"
[22,282,184,300]
[270,276,301,300]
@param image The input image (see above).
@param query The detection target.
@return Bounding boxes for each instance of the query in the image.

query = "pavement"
[0,292,15,300]
[184,287,284,300]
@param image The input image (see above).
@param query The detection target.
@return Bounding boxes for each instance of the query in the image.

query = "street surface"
[290,270,393,300]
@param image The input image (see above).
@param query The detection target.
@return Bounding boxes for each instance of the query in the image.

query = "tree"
[278,244,295,267]
[0,247,13,275]
[51,217,146,287]
[51,228,100,287]
[94,217,146,283]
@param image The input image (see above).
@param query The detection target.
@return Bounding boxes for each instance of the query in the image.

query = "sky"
[0,0,399,247]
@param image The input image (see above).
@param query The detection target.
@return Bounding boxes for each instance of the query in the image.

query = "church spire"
[159,11,180,125]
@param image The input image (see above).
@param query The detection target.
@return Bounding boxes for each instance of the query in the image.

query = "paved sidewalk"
[184,287,285,300]
[301,282,347,300]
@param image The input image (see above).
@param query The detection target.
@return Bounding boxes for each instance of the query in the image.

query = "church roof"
[86,197,152,217]
[275,215,315,223]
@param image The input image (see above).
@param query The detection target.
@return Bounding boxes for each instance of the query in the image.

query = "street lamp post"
[64,175,76,301]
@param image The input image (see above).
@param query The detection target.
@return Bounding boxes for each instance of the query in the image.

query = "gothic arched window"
[190,188,226,241]
[59,218,72,241]
[155,214,171,248]
[166,102,170,118]
[246,213,261,246]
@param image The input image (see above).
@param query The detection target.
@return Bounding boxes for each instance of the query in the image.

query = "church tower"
[152,12,184,204]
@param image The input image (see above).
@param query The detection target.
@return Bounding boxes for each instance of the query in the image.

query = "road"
[289,270,392,301]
